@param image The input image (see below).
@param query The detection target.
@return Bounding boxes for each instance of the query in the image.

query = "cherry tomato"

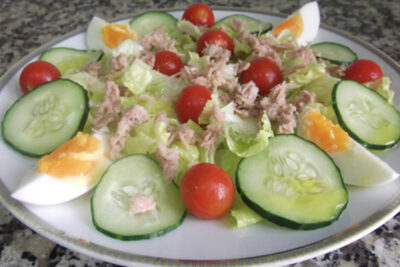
[180,163,235,219]
[153,50,184,76]
[182,3,214,28]
[19,61,61,94]
[240,57,282,96]
[343,59,383,83]
[197,29,234,55]
[175,84,212,123]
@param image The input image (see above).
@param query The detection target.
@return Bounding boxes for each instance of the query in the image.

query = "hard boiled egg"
[12,131,111,205]
[86,16,139,53]
[297,108,399,187]
[272,1,320,46]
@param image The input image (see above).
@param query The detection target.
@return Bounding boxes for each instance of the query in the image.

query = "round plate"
[0,9,399,267]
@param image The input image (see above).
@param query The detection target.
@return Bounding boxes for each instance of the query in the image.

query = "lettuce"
[123,117,170,155]
[121,59,186,96]
[302,73,340,104]
[172,142,200,185]
[110,39,143,57]
[287,62,327,87]
[364,76,394,103]
[177,20,203,40]
[222,103,273,157]
[120,94,176,118]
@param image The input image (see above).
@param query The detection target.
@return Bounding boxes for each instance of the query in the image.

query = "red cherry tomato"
[182,3,215,28]
[180,163,235,219]
[240,57,282,96]
[19,61,61,94]
[343,59,383,83]
[175,84,212,123]
[197,29,234,55]
[153,50,184,76]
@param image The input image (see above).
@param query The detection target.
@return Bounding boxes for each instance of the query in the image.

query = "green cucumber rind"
[1,78,89,157]
[332,80,400,150]
[236,134,348,230]
[213,14,272,34]
[90,154,186,241]
[311,42,358,65]
[129,11,178,36]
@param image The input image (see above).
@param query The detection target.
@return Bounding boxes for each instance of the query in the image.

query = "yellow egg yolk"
[272,13,303,39]
[300,109,352,153]
[37,132,104,178]
[101,23,138,48]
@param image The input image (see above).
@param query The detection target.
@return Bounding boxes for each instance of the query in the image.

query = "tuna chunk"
[92,80,120,129]
[156,142,180,183]
[109,105,149,159]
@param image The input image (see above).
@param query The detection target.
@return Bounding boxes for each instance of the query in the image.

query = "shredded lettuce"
[302,72,340,104]
[110,39,143,57]
[121,59,186,96]
[287,62,327,87]
[222,103,273,157]
[123,117,170,155]
[120,94,176,117]
[177,20,203,40]
[173,142,200,185]
[364,76,394,103]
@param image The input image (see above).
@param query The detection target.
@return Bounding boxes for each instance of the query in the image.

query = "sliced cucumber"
[332,80,400,149]
[39,47,103,74]
[91,154,186,240]
[129,11,178,37]
[2,79,89,157]
[236,135,348,230]
[311,42,357,65]
[213,14,272,34]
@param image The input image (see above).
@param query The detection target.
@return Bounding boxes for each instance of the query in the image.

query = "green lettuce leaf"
[123,117,170,155]
[172,142,200,185]
[121,59,186,96]
[177,20,203,40]
[287,62,327,87]
[222,103,273,157]
[364,76,394,103]
[302,72,340,104]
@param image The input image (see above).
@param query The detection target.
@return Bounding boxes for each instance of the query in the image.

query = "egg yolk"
[37,132,104,178]
[272,13,303,39]
[300,109,352,153]
[101,23,138,48]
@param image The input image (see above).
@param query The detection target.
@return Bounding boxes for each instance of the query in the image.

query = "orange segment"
[272,13,303,38]
[101,23,138,48]
[300,109,352,153]
[38,132,104,178]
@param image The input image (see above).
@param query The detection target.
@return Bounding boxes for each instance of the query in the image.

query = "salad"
[3,1,400,241]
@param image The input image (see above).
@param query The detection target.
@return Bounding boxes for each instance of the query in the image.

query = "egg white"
[11,132,112,206]
[297,1,320,46]
[329,140,399,187]
[86,16,110,52]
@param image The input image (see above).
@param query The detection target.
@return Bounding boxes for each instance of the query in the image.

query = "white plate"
[0,9,399,267]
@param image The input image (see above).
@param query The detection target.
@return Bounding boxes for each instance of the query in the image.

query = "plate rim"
[0,6,399,266]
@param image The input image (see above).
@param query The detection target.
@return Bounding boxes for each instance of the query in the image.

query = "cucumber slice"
[129,11,178,37]
[311,42,357,65]
[332,80,400,149]
[91,154,186,240]
[2,79,89,157]
[213,14,272,34]
[39,47,103,74]
[237,135,348,230]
